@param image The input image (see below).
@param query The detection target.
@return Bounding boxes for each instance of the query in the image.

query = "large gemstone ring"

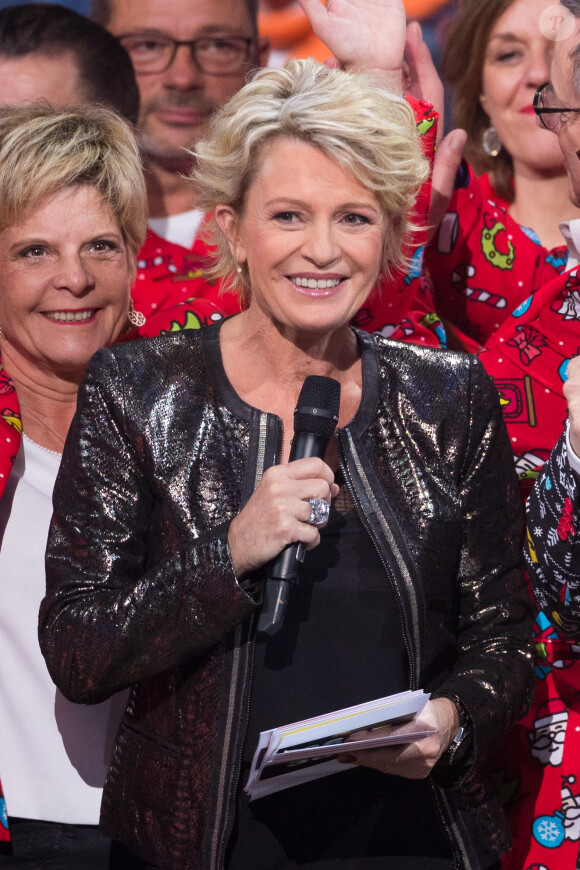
[308,498,330,526]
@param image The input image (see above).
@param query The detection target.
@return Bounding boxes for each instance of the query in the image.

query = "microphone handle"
[258,430,330,635]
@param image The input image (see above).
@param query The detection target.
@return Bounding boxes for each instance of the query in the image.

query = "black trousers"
[0,818,111,869]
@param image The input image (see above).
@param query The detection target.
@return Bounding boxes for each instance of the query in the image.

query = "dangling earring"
[482,126,502,158]
[127,299,146,328]
[0,324,5,341]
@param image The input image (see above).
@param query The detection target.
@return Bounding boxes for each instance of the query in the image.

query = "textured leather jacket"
[40,324,534,870]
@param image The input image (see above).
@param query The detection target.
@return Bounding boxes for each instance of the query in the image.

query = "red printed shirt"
[425,164,569,352]
[480,261,580,870]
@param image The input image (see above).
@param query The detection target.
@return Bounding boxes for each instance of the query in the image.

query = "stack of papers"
[245,689,434,800]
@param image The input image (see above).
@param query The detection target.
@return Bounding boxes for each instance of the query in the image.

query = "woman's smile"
[287,274,345,294]
[41,308,99,323]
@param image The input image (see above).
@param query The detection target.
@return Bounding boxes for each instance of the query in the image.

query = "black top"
[227,485,452,869]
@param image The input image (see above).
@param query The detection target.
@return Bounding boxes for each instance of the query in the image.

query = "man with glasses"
[92,0,269,222]
[90,0,269,326]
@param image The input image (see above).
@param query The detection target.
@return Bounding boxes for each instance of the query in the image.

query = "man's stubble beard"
[138,128,197,171]
[137,94,216,168]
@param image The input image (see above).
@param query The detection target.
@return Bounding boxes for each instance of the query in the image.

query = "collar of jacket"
[202,320,380,441]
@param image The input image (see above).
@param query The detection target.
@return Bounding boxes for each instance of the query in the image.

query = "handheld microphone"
[258,375,341,635]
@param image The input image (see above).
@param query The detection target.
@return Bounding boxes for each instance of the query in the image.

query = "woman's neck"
[509,162,580,250]
[222,311,359,400]
[1,348,79,453]
[220,310,363,461]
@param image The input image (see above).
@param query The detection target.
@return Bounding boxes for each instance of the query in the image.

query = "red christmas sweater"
[479,261,580,870]
[425,163,569,353]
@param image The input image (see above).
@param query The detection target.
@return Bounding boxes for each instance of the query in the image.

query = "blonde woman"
[40,56,533,870]
[0,104,147,868]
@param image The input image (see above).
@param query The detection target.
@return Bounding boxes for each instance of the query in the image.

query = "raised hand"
[429,129,467,242]
[227,456,339,577]
[299,0,406,90]
[401,19,467,241]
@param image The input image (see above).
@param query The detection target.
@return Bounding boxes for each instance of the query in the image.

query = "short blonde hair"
[192,58,429,299]
[0,104,147,272]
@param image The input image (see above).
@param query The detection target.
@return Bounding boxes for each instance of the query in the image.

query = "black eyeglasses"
[118,32,255,76]
[533,81,580,132]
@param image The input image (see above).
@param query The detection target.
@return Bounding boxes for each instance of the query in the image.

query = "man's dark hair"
[0,3,139,125]
[91,0,259,36]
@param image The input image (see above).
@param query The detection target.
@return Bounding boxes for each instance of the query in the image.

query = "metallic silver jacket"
[40,324,534,870]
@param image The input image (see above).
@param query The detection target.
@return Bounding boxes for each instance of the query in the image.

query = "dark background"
[0,1,90,12]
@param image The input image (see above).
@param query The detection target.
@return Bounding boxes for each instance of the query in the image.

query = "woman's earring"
[482,126,502,158]
[0,325,5,341]
[127,299,146,328]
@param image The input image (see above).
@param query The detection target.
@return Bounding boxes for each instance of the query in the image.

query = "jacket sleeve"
[527,427,580,637]
[432,357,535,782]
[39,349,259,705]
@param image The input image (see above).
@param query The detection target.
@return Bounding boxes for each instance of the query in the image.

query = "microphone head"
[294,375,341,438]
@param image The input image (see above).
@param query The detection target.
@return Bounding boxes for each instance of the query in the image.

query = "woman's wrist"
[430,696,460,755]
[432,694,473,765]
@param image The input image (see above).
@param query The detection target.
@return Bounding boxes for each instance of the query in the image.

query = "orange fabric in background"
[259,5,331,62]
[259,0,452,60]
[404,0,452,18]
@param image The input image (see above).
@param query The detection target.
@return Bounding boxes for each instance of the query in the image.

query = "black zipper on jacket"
[338,427,474,870]
[431,781,472,870]
[211,411,272,870]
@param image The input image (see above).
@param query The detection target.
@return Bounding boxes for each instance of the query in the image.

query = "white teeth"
[292,277,341,289]
[44,310,96,322]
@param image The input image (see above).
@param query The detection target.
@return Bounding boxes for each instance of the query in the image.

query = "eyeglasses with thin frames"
[118,32,255,76]
[533,81,580,132]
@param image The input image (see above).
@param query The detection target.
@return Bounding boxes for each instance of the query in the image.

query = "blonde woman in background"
[0,104,147,869]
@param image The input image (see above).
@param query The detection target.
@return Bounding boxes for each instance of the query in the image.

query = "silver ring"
[308,498,330,526]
